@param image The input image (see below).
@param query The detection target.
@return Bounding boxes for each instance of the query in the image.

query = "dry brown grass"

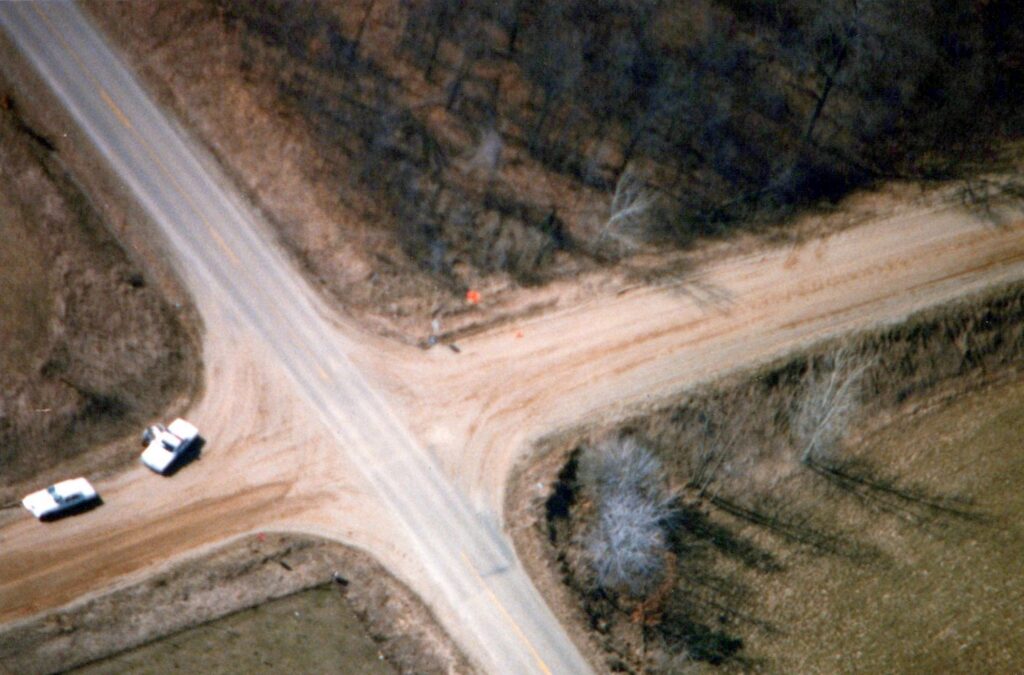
[1,534,471,675]
[73,586,395,675]
[0,88,198,490]
[514,280,1024,672]
[0,215,51,382]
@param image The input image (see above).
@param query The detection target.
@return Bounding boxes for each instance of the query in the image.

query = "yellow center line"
[30,3,241,269]
[98,87,132,130]
[208,226,241,265]
[460,550,553,675]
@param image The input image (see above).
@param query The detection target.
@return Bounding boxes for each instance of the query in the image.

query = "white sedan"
[140,418,200,474]
[22,477,100,520]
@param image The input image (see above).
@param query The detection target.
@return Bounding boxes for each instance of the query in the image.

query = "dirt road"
[3,3,1024,673]
[0,4,587,673]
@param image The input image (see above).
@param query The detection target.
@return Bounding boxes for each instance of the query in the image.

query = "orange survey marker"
[466,289,481,304]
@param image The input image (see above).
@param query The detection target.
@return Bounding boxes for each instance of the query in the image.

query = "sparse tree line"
[564,348,926,667]
[219,0,1023,286]
[576,347,866,595]
[402,0,1024,239]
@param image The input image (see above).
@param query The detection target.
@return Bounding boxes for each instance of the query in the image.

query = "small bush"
[578,437,678,598]
[793,348,869,466]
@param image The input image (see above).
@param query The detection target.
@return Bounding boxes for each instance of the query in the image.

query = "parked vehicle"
[141,418,201,474]
[22,477,100,520]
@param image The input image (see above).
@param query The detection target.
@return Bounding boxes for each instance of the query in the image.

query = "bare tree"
[793,348,869,466]
[403,0,464,81]
[578,437,678,598]
[348,0,376,61]
[599,167,658,252]
[690,404,748,498]
[467,127,503,174]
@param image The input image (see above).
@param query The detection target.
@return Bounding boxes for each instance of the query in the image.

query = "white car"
[22,477,100,520]
[141,418,200,474]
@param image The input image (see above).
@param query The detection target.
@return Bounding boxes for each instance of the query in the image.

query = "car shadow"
[162,436,205,477]
[40,495,104,522]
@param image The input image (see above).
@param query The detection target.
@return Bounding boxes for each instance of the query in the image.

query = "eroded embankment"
[509,279,1024,672]
[0,534,470,675]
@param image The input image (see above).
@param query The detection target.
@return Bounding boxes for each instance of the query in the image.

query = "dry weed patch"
[0,87,198,491]
[516,282,1024,672]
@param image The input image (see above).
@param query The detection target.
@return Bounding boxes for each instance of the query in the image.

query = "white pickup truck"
[141,418,200,474]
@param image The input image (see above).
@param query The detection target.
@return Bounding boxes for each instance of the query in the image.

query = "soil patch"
[0,534,470,675]
[509,280,1024,672]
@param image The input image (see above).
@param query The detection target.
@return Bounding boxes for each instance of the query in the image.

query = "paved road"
[6,2,1024,673]
[0,3,589,673]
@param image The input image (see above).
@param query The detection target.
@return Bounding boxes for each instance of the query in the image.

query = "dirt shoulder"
[0,533,470,675]
[0,76,200,500]
[507,280,1024,672]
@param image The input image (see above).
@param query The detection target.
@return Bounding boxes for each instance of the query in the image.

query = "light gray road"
[0,3,589,673]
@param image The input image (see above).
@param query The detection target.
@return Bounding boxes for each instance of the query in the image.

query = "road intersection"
[3,3,1024,673]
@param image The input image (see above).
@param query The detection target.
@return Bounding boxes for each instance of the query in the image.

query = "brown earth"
[0,14,484,671]
[0,80,199,497]
[3,174,1023,672]
[0,47,465,674]
[74,586,395,675]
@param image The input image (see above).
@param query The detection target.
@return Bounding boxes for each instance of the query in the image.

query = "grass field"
[536,352,1024,672]
[72,586,394,675]
[738,376,1024,673]
[0,215,50,382]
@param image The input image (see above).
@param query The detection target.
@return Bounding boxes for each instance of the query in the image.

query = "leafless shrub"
[956,174,1024,224]
[466,128,503,174]
[598,167,658,253]
[578,437,678,598]
[690,404,748,497]
[793,348,869,466]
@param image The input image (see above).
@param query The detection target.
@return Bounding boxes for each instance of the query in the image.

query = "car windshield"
[47,485,69,504]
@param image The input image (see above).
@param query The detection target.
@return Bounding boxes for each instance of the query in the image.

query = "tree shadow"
[956,175,1024,227]
[673,275,736,314]
[655,589,750,666]
[645,501,785,667]
[671,503,782,573]
[707,494,879,562]
[807,457,985,528]
[544,450,579,544]
[622,259,736,314]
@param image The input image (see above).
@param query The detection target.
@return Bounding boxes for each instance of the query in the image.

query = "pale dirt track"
[3,3,1024,673]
